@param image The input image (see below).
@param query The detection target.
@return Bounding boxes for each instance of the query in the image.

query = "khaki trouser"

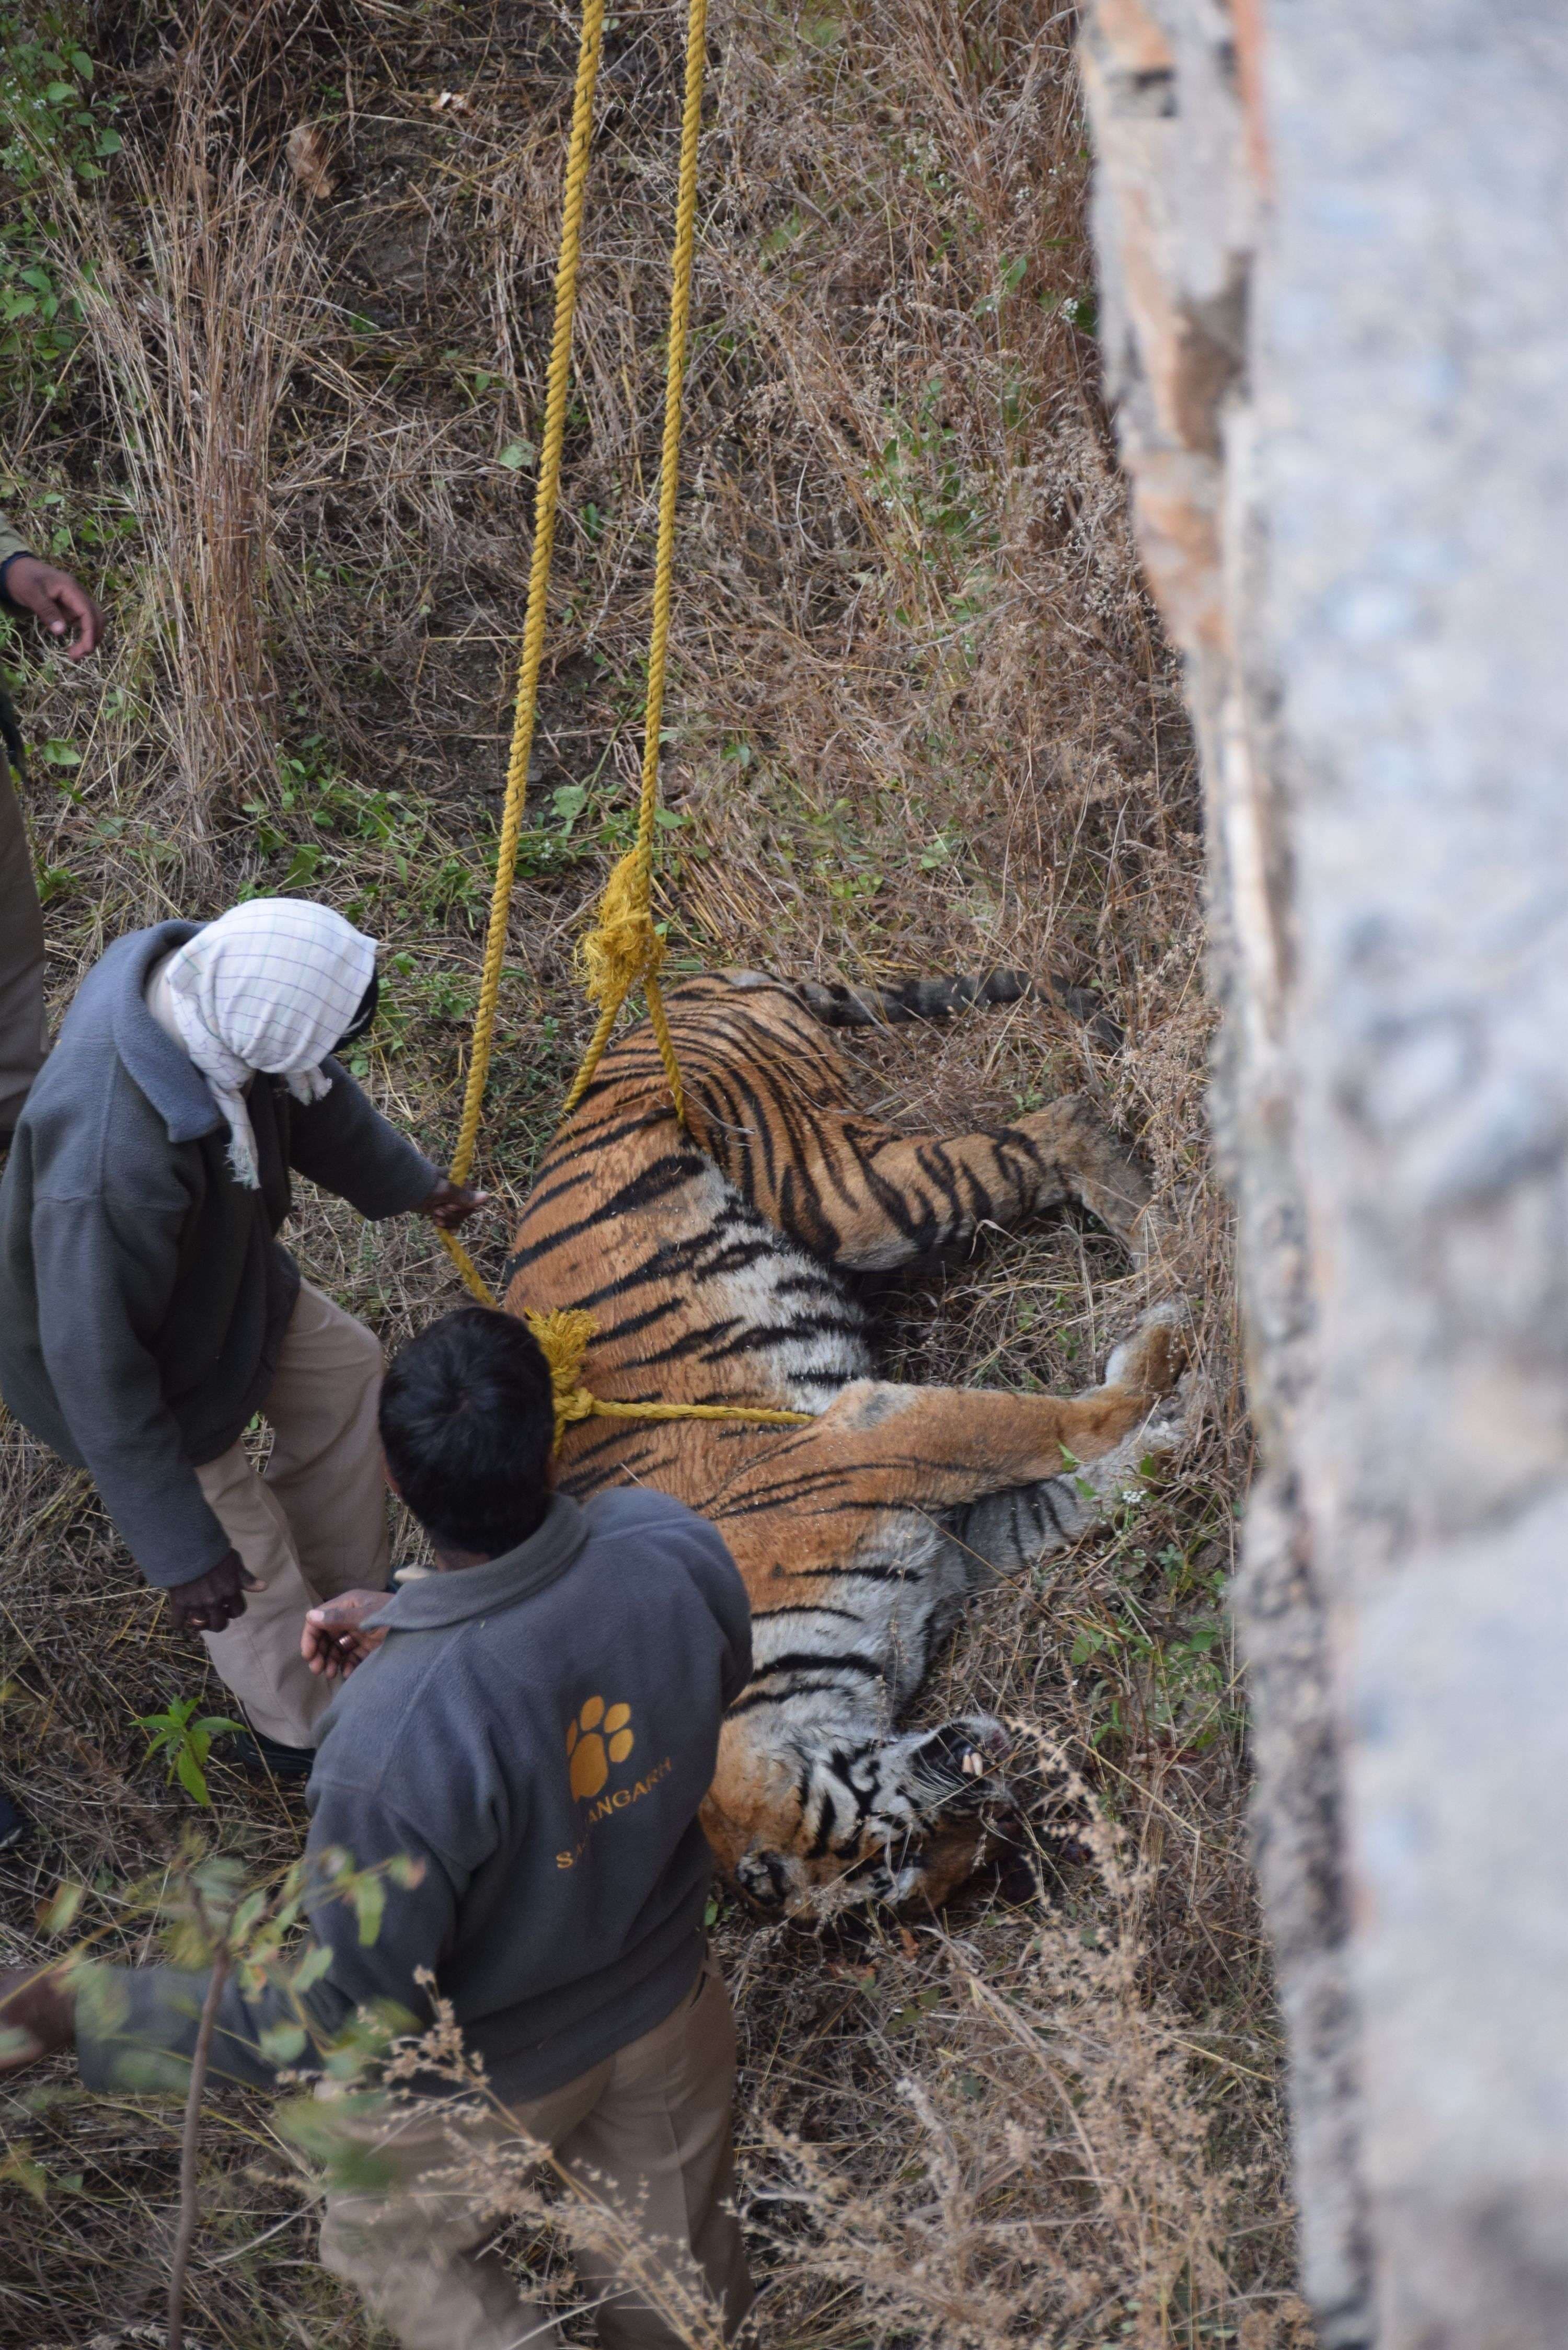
[196,1281,388,1747]
[0,749,47,1139]
[319,1962,754,2350]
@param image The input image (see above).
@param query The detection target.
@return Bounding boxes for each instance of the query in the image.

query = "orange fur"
[502,976,1183,1906]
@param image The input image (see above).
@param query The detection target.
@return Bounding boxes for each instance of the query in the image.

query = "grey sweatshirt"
[76,1490,753,2102]
[0,919,437,1585]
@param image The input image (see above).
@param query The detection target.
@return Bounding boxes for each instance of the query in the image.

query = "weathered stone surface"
[1082,5,1568,2345]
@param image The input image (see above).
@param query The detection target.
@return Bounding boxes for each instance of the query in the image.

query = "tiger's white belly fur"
[676,1164,1181,1900]
[639,1162,975,1728]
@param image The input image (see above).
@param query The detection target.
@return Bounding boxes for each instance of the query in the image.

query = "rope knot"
[578,850,666,1010]
[524,1306,604,1446]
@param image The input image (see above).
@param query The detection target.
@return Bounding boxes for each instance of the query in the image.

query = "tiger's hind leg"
[716,1090,1153,1270]
[949,1319,1189,1582]
[673,980,1151,1265]
[702,1306,1187,1909]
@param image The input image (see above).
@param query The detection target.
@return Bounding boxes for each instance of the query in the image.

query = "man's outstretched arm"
[0,1788,464,2094]
[0,526,105,661]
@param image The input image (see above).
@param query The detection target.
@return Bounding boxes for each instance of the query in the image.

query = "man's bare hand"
[420,1176,489,1231]
[2,556,105,660]
[0,1965,75,2073]
[166,1547,259,1635]
[302,1589,390,1679]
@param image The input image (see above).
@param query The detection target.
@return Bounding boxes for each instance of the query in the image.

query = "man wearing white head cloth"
[0,898,485,1777]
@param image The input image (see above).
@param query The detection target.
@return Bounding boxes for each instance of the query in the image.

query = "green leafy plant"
[0,9,121,395]
[918,827,966,870]
[867,375,990,555]
[37,1835,424,2348]
[135,1696,243,1806]
[975,249,1028,316]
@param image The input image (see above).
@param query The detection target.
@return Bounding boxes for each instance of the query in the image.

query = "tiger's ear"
[734,1849,793,1909]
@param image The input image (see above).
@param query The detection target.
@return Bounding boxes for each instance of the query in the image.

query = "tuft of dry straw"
[44,42,325,834]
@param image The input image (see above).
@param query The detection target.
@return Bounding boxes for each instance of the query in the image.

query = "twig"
[168,1941,230,2350]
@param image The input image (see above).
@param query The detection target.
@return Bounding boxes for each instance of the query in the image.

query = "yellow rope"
[432,0,811,1450]
[559,0,709,1121]
[525,1309,814,1448]
[440,0,702,1305]
[436,0,608,1308]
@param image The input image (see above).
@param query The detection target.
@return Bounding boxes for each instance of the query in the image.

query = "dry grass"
[0,1,1298,2343]
[54,67,322,830]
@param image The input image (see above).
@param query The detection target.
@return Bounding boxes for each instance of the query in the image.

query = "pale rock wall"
[1080,7,1568,2346]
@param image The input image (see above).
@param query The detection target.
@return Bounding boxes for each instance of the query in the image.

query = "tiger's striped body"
[501,974,1184,1908]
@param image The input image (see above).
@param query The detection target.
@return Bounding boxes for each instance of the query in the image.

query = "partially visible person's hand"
[302,1589,390,1679]
[2,556,106,660]
[0,1964,75,2073]
[166,1547,259,1634]
[419,1176,489,1230]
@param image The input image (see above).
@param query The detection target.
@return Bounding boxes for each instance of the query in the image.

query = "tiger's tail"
[778,967,1120,1050]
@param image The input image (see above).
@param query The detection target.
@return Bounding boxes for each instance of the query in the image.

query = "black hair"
[379,1307,556,1556]
[333,968,379,1052]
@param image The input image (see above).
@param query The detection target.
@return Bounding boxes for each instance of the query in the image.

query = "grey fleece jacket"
[76,1489,753,2103]
[0,919,437,1585]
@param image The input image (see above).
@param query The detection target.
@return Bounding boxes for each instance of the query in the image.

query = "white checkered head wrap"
[160,898,377,1189]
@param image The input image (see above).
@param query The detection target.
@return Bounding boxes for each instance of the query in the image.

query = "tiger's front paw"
[1104,1299,1191,1402]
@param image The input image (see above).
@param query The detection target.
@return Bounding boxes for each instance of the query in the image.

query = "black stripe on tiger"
[716,965,1120,1050]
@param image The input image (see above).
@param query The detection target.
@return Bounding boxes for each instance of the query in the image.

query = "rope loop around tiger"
[524,1309,814,1450]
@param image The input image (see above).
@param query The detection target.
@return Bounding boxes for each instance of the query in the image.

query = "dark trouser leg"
[0,752,45,1139]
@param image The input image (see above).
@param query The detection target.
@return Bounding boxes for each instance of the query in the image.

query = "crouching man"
[0,894,485,1776]
[0,1307,756,2350]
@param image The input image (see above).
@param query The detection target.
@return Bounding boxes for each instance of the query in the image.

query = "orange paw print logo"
[567,1696,635,1800]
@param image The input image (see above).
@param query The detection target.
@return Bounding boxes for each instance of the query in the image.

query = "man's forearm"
[289,1061,438,1219]
[45,1419,234,1588]
[75,1965,282,2093]
[73,1957,376,2096]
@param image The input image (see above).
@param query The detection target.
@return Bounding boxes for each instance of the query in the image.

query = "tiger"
[498,970,1187,1910]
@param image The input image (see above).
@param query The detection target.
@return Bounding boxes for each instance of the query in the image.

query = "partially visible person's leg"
[0,750,47,1141]
[260,1282,389,1602]
[0,755,50,1837]
[557,1962,753,2349]
[319,2070,609,2350]
[194,1440,338,1748]
[193,1285,386,1752]
[318,1972,749,2350]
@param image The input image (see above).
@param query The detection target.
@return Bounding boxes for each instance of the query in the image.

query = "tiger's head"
[701,1711,1012,1911]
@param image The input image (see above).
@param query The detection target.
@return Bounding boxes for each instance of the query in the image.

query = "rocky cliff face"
[1082,7,1568,2346]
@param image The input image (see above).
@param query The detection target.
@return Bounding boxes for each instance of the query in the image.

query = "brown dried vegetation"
[0,0,1300,2342]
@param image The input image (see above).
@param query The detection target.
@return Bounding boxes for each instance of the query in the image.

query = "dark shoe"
[229,1730,316,1780]
[0,1787,29,1850]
